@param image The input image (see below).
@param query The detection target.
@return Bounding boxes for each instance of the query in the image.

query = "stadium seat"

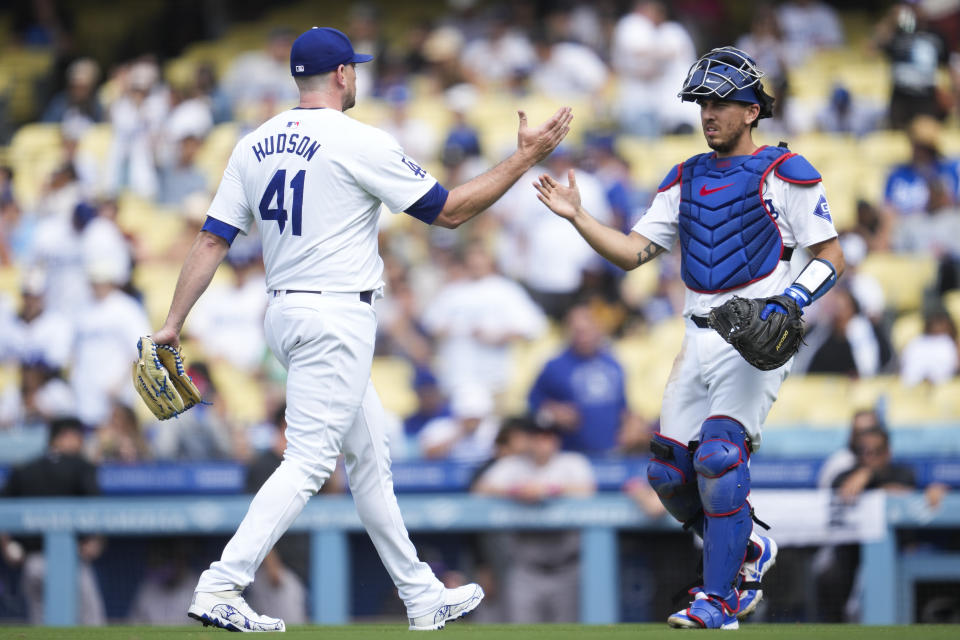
[859,130,910,169]
[196,122,240,190]
[944,290,960,327]
[503,323,565,414]
[858,253,937,312]
[76,123,112,173]
[891,312,923,354]
[209,359,267,424]
[8,123,63,208]
[766,375,854,427]
[370,356,417,418]
[0,264,20,299]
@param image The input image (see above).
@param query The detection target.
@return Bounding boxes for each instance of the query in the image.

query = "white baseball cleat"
[408,583,485,631]
[737,532,778,620]
[188,590,286,632]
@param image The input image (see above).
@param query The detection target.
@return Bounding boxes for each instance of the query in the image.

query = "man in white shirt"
[148,26,572,632]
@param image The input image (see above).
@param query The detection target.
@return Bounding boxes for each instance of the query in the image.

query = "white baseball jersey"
[207,108,438,293]
[633,172,838,318]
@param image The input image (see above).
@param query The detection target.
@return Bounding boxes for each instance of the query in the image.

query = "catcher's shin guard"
[694,417,753,615]
[647,433,704,535]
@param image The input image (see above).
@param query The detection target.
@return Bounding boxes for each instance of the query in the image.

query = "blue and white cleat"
[737,532,778,620]
[408,583,485,631]
[188,590,285,632]
[668,592,739,629]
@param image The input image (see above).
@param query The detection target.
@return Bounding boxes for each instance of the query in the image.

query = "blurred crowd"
[1,0,959,626]
[1,0,958,468]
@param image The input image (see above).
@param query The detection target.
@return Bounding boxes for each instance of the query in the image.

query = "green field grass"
[0,625,956,640]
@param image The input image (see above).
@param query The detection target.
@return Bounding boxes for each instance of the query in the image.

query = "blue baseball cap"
[290,27,373,76]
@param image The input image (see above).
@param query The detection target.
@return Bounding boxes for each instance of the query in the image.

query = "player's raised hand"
[517,107,573,165]
[534,169,582,221]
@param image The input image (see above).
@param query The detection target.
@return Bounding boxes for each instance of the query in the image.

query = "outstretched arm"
[433,107,573,228]
[152,231,230,348]
[534,170,665,271]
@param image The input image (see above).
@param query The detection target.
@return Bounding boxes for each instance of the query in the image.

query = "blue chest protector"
[678,146,790,292]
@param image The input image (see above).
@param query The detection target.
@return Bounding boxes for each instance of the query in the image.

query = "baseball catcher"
[132,336,203,419]
[534,45,844,629]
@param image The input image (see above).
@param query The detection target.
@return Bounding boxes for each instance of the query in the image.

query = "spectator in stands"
[838,232,886,322]
[105,59,168,199]
[817,408,885,489]
[378,85,437,165]
[529,305,630,455]
[243,406,309,625]
[421,26,468,93]
[0,359,74,432]
[815,85,884,137]
[403,367,450,437]
[418,383,499,464]
[736,5,790,118]
[493,148,612,320]
[852,199,893,253]
[816,426,916,622]
[801,287,891,378]
[777,0,844,61]
[422,241,546,395]
[71,247,148,427]
[0,176,25,266]
[875,3,952,128]
[189,242,267,373]
[583,133,649,235]
[41,57,103,134]
[460,7,536,88]
[440,84,485,186]
[473,418,595,623]
[901,306,960,386]
[91,401,149,463]
[195,62,233,125]
[884,116,960,216]
[5,269,74,374]
[0,417,106,625]
[528,28,608,100]
[611,1,699,136]
[128,541,200,625]
[35,160,83,221]
[221,27,299,120]
[157,134,208,207]
[146,362,233,461]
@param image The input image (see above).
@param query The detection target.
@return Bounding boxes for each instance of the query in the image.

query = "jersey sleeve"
[207,144,255,234]
[350,129,438,214]
[776,179,838,248]
[630,183,680,250]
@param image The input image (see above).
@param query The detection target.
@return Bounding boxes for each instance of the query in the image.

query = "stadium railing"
[0,491,957,627]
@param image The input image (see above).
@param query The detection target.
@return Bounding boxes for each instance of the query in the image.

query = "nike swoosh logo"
[699,183,733,196]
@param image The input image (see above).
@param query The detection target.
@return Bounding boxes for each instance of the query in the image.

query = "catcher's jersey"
[633,165,837,319]
[207,108,437,293]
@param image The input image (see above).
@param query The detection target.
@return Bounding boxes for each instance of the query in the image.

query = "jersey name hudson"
[251,132,321,163]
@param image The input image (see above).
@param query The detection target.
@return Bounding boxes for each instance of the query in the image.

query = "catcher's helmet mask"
[680,46,775,120]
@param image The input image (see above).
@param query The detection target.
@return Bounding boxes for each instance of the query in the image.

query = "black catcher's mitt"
[707,295,804,371]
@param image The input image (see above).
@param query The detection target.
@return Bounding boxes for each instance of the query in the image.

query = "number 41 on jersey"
[259,169,305,236]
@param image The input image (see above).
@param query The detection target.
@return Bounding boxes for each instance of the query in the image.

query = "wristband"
[787,257,837,307]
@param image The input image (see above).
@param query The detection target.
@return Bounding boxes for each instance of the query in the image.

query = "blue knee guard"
[647,433,703,535]
[694,417,753,614]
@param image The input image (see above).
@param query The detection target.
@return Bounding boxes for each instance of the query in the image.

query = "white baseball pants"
[659,318,792,451]
[195,290,445,617]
